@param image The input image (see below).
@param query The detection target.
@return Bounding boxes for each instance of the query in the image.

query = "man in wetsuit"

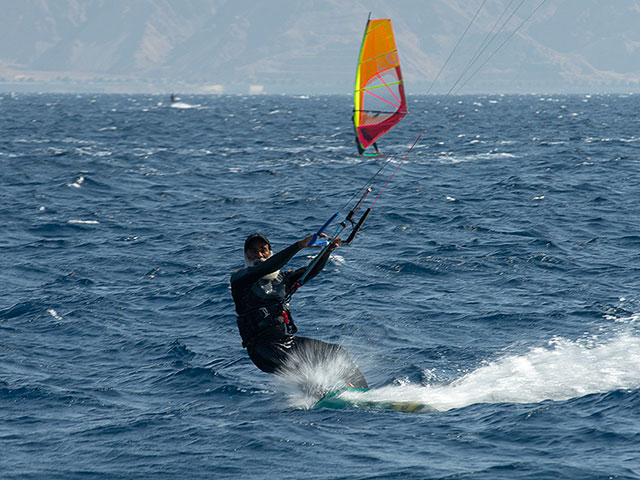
[230,233,368,388]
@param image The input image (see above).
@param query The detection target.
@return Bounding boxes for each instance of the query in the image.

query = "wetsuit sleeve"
[230,242,302,290]
[287,244,336,285]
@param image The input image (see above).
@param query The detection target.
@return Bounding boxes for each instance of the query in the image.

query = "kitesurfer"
[230,233,368,388]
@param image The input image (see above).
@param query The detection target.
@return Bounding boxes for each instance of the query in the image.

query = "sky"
[1,0,639,94]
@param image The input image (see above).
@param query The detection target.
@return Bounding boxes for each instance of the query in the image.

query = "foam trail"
[282,332,640,412]
[67,219,100,225]
[170,102,200,109]
[341,333,640,412]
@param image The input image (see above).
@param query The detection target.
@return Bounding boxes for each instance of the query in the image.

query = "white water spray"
[279,331,640,412]
[275,342,367,410]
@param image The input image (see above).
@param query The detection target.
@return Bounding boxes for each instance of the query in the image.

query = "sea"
[2,92,640,479]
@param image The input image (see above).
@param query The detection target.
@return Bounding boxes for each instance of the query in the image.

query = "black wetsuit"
[230,241,368,388]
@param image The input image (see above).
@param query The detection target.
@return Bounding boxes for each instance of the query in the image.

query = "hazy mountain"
[1,0,639,94]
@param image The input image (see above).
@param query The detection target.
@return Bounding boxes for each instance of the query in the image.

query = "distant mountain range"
[1,0,639,94]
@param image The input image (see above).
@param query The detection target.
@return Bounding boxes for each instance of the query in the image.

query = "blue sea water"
[1,92,640,479]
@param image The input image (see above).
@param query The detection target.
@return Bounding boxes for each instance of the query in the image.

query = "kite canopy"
[353,17,408,155]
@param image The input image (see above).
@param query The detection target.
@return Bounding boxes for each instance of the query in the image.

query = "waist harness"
[238,302,297,348]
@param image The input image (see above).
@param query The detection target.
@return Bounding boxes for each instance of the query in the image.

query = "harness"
[238,302,297,349]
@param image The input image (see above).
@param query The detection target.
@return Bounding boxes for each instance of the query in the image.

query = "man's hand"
[298,235,313,248]
[298,233,341,249]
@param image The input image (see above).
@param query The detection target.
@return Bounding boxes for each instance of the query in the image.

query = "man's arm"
[287,238,341,286]
[230,234,320,289]
[231,241,302,290]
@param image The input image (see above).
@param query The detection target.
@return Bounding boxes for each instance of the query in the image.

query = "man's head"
[244,233,272,267]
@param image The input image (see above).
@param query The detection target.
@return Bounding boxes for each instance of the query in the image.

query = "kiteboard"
[312,386,434,414]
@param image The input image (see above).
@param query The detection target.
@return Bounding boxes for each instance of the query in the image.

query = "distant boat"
[169,94,200,109]
[352,14,408,156]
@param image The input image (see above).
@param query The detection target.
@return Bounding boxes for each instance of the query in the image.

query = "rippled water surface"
[2,93,640,479]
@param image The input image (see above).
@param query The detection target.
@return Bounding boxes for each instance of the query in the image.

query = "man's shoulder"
[230,267,248,284]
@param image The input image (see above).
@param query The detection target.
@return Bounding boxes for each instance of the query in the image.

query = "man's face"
[245,240,271,263]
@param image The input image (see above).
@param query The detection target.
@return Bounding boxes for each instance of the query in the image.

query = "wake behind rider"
[230,233,368,388]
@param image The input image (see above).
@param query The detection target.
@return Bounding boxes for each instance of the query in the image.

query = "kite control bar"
[307,212,339,247]
[287,186,373,301]
[307,187,372,247]
[344,207,370,245]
